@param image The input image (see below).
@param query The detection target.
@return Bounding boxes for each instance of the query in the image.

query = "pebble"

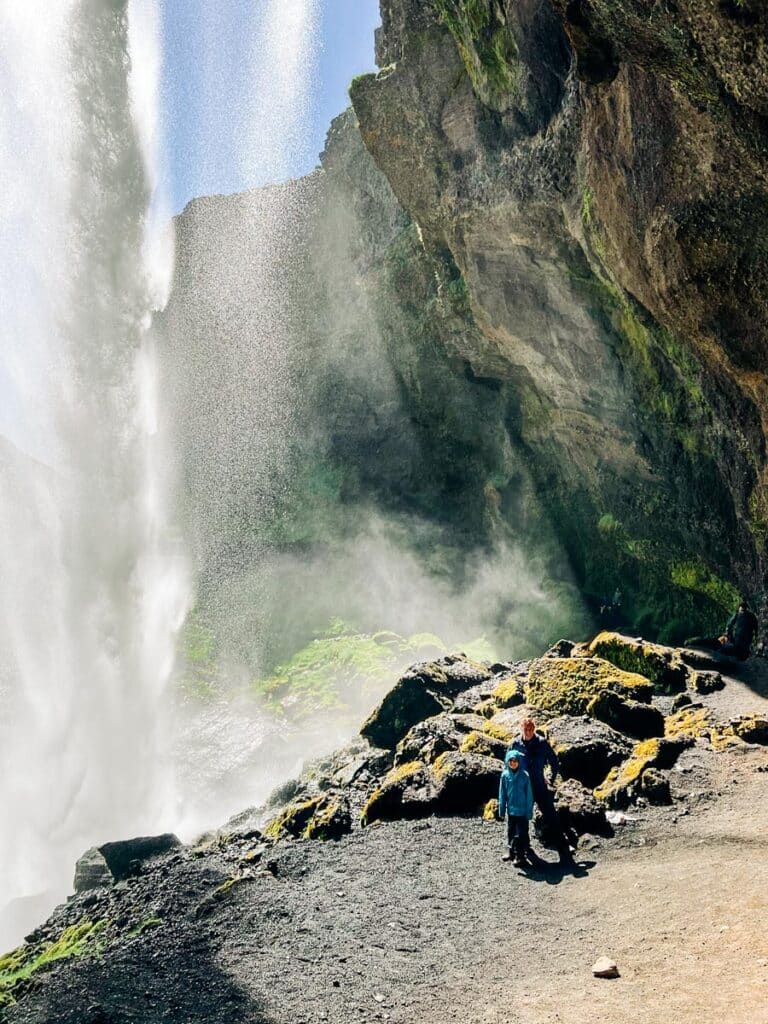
[592,956,620,978]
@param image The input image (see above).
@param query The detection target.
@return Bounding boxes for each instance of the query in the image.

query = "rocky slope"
[2,633,768,1023]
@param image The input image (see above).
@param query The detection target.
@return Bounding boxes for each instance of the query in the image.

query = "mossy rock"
[665,704,714,741]
[732,715,768,745]
[488,675,525,709]
[361,659,483,750]
[361,761,434,825]
[304,797,352,840]
[594,737,687,808]
[544,715,632,788]
[360,673,451,750]
[640,767,672,805]
[555,778,611,837]
[460,729,508,760]
[483,798,499,821]
[362,750,502,825]
[525,657,653,716]
[587,688,665,740]
[588,632,688,693]
[430,751,503,814]
[394,713,463,766]
[264,795,351,841]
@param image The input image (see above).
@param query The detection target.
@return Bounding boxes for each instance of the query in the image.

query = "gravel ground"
[5,658,768,1024]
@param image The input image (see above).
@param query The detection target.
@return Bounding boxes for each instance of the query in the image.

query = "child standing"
[498,746,534,866]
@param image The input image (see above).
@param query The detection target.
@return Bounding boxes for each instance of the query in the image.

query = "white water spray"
[0,0,189,949]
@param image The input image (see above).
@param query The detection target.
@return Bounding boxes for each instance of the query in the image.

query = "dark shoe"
[501,849,513,862]
[512,857,524,868]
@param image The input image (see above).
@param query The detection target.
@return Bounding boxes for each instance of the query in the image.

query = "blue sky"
[160,0,381,212]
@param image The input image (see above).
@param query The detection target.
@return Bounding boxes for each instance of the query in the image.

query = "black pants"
[533,785,572,857]
[506,815,530,857]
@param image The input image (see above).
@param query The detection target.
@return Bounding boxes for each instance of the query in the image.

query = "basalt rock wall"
[349,0,768,637]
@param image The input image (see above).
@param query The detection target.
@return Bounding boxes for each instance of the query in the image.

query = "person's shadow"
[517,853,596,884]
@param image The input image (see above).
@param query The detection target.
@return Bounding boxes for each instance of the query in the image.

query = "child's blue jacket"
[498,749,534,820]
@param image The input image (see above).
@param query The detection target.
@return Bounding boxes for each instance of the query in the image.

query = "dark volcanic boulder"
[74,834,181,892]
[362,750,502,825]
[264,795,352,841]
[394,713,464,766]
[361,659,488,749]
[430,751,502,814]
[640,768,672,805]
[544,716,632,788]
[555,778,611,837]
[587,689,665,740]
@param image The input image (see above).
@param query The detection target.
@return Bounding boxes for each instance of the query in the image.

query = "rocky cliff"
[348,0,768,638]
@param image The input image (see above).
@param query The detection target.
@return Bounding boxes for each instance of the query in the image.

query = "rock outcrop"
[350,0,768,638]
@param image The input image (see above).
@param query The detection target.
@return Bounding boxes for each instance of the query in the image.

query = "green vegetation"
[432,0,521,109]
[0,921,106,1007]
[669,559,740,612]
[252,620,446,717]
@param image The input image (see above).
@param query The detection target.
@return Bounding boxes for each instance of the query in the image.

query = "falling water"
[0,0,189,949]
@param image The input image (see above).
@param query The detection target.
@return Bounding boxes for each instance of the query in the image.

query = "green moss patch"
[525,657,653,716]
[0,920,107,1006]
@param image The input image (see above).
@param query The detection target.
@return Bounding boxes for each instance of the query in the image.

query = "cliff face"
[350,0,768,637]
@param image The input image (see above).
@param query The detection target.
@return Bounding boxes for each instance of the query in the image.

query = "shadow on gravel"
[682,647,768,700]
[6,921,276,1024]
[516,858,596,885]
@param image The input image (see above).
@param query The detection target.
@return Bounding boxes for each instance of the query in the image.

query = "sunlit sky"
[160,0,381,212]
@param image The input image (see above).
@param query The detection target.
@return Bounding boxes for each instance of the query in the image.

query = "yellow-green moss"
[526,657,653,716]
[0,921,107,1006]
[482,719,516,744]
[361,760,427,826]
[593,738,661,806]
[665,706,714,740]
[483,799,499,821]
[489,677,522,709]
[460,731,498,756]
[263,798,323,841]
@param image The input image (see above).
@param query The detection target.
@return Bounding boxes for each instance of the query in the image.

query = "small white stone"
[592,956,620,978]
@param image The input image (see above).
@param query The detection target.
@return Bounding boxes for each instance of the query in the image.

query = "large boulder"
[264,795,352,841]
[588,633,688,693]
[362,750,502,825]
[74,834,181,892]
[525,657,653,716]
[430,751,502,813]
[554,778,611,838]
[594,737,688,808]
[544,716,632,788]
[362,760,436,825]
[361,658,489,749]
[394,713,464,766]
[587,689,665,740]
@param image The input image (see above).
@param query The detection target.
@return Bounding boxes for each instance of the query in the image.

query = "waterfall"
[0,0,190,949]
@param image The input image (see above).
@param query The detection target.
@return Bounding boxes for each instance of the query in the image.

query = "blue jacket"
[498,748,534,820]
[514,732,559,795]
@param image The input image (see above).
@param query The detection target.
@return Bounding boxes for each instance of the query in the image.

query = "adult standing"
[515,717,574,864]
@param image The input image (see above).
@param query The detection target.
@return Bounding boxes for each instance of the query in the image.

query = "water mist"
[0,0,189,949]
